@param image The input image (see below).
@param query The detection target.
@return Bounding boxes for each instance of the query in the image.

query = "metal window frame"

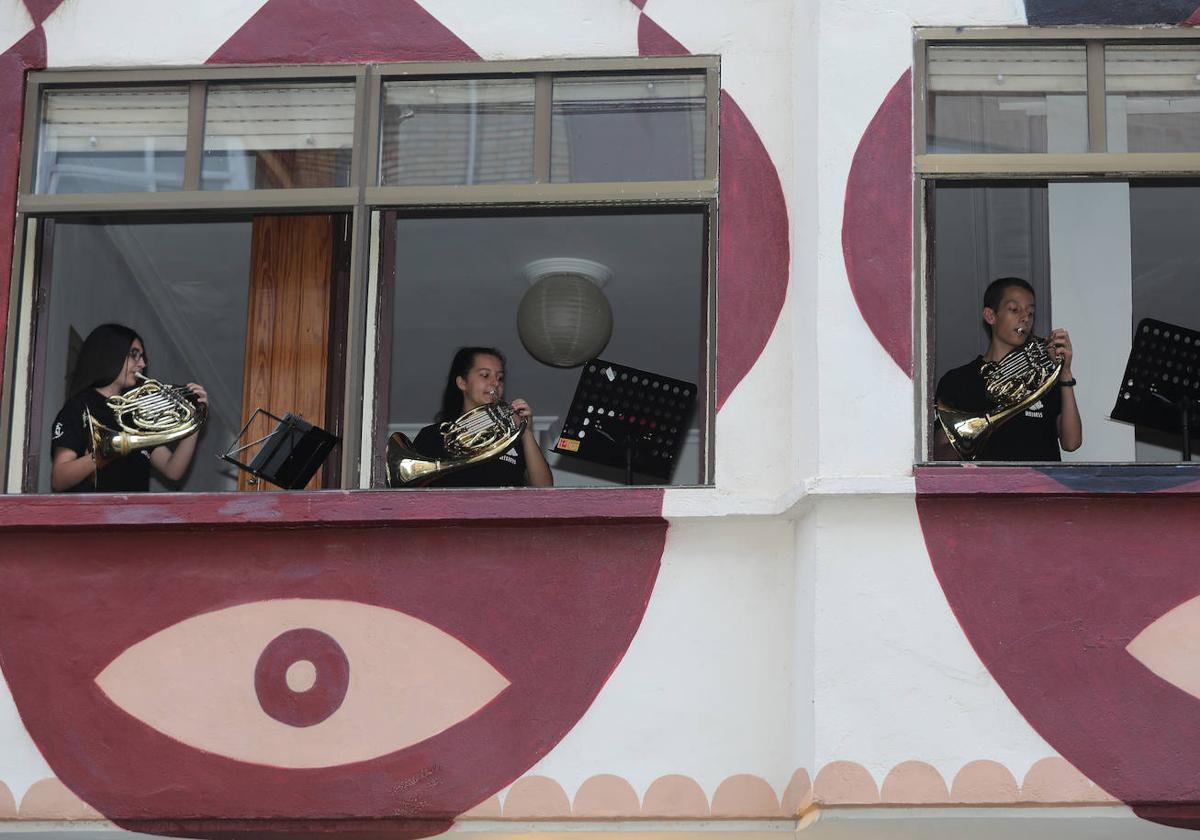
[1,56,721,490]
[913,25,1200,463]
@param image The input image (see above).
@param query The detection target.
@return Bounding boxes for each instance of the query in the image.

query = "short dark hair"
[67,323,142,398]
[436,346,506,422]
[983,277,1035,313]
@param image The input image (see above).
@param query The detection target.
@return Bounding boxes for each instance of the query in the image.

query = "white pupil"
[285,659,318,693]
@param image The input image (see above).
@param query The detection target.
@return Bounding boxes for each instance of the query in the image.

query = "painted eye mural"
[840,0,1200,831]
[95,599,510,767]
[0,523,664,838]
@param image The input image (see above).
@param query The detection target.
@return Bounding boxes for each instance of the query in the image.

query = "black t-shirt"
[936,355,1062,462]
[412,422,527,488]
[51,389,152,492]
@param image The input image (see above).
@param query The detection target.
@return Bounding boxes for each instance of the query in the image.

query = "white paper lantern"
[517,259,613,367]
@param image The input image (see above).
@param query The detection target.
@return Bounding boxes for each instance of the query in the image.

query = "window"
[917,30,1200,464]
[2,58,718,492]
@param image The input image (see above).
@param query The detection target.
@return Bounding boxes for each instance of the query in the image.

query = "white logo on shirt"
[1025,399,1044,419]
[53,421,63,439]
[499,446,518,465]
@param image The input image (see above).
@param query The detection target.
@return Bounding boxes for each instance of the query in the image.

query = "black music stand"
[553,359,697,485]
[1110,318,1200,461]
[222,409,339,489]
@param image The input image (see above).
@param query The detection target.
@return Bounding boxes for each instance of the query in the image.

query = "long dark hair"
[67,323,142,398]
[436,346,505,422]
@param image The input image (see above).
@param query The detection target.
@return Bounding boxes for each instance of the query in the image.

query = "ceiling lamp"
[517,258,613,368]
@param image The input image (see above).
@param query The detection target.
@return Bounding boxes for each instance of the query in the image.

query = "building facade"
[1,1,1199,839]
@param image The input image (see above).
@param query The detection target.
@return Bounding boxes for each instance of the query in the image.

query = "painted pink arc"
[841,70,913,376]
[1186,6,1200,24]
[638,12,790,410]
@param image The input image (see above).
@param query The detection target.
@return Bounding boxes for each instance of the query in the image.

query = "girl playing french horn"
[411,346,553,488]
[50,323,208,492]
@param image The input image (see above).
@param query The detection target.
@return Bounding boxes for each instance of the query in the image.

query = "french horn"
[86,373,207,471]
[386,399,527,487]
[936,335,1062,460]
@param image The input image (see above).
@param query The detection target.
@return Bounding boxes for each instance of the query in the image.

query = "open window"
[3,58,719,492]
[918,32,1200,464]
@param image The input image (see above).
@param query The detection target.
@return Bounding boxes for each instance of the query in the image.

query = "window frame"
[1,56,721,491]
[914,26,1200,465]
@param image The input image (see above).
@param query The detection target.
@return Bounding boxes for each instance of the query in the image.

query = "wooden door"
[238,214,335,491]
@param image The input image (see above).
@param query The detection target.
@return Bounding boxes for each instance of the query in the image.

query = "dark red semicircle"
[208,0,480,64]
[841,70,912,377]
[638,12,790,410]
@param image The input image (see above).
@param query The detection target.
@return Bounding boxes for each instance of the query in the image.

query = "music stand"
[1110,318,1200,461]
[222,409,339,489]
[553,359,697,485]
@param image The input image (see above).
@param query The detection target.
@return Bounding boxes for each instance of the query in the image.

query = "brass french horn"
[936,335,1062,460]
[386,399,527,487]
[86,373,207,472]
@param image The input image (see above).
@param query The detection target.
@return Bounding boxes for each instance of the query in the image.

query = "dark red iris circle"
[254,628,350,728]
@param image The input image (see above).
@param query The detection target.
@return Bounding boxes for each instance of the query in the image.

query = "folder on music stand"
[1110,318,1200,461]
[223,409,339,490]
[552,359,697,485]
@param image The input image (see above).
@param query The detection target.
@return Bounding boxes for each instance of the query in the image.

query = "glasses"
[128,347,145,362]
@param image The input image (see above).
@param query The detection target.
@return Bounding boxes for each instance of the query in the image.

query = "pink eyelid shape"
[95,599,510,769]
[1127,595,1200,701]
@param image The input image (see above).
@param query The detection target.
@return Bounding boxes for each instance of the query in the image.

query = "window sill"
[0,486,667,531]
[915,463,1200,495]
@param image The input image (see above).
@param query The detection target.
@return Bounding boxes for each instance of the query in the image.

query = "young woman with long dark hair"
[412,346,552,488]
[50,323,209,492]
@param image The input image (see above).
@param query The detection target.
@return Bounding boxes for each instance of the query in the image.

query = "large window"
[918,30,1200,464]
[2,59,718,492]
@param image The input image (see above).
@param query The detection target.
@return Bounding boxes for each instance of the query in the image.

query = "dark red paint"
[209,0,480,64]
[0,521,664,838]
[1186,6,1200,23]
[21,0,62,26]
[915,465,1200,495]
[918,494,1200,826]
[842,70,912,376]
[0,487,666,530]
[255,629,350,727]
[636,14,688,57]
[635,11,790,410]
[0,27,46,351]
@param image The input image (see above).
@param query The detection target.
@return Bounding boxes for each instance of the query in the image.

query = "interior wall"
[1130,184,1200,462]
[933,184,1051,383]
[1048,183,1135,462]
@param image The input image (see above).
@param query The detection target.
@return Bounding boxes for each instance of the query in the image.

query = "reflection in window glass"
[36,87,188,194]
[550,74,706,182]
[1106,45,1200,153]
[202,82,355,190]
[380,79,535,186]
[927,45,1088,154]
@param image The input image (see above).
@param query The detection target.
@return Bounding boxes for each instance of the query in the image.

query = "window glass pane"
[550,74,706,182]
[930,180,1200,464]
[202,82,355,190]
[386,211,707,487]
[380,79,535,186]
[37,218,252,491]
[36,87,188,194]
[927,45,1088,153]
[1106,45,1200,153]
